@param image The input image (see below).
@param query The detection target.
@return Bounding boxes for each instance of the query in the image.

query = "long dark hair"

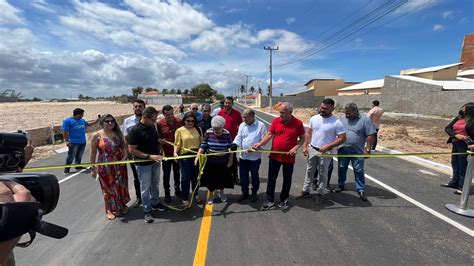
[182,111,202,136]
[99,114,125,149]
[464,103,474,134]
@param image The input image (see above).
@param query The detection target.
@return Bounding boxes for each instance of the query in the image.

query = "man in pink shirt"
[367,100,384,150]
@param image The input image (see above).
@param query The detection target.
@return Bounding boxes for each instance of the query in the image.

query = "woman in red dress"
[90,114,130,220]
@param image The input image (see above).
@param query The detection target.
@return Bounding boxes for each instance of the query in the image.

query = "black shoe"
[251,193,258,203]
[75,166,85,170]
[296,191,310,199]
[277,199,289,209]
[440,183,457,188]
[233,177,241,186]
[152,202,167,212]
[237,193,249,202]
[144,212,154,223]
[132,199,142,208]
[335,187,344,193]
[63,168,70,175]
[358,191,368,201]
[164,195,171,204]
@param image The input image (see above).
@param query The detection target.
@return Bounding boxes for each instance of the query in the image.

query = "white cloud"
[31,0,55,13]
[189,23,259,51]
[432,24,445,31]
[0,0,24,25]
[441,10,454,19]
[286,17,296,25]
[393,0,439,15]
[257,29,315,53]
[225,8,243,14]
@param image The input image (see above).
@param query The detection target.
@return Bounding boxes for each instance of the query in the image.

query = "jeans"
[65,143,86,169]
[449,141,468,189]
[130,163,141,201]
[180,157,199,201]
[136,162,161,213]
[239,159,261,194]
[337,147,366,192]
[313,159,334,186]
[162,160,181,196]
[371,129,379,150]
[303,147,333,194]
[266,159,294,202]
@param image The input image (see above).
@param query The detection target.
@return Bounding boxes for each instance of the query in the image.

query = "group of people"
[60,97,473,224]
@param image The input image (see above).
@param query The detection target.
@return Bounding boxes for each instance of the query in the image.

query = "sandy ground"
[257,106,453,166]
[0,101,454,167]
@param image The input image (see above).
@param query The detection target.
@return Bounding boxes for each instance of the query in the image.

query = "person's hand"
[468,144,474,151]
[287,146,298,156]
[252,143,261,150]
[173,152,179,158]
[364,149,371,159]
[455,134,468,141]
[319,144,331,153]
[91,167,97,177]
[159,138,165,144]
[150,155,162,161]
[303,146,308,156]
[194,156,199,166]
[66,141,72,147]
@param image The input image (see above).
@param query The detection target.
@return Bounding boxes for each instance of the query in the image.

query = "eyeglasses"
[185,119,195,123]
[192,108,198,110]
[104,120,115,124]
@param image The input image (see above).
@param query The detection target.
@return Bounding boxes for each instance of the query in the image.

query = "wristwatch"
[145,154,150,159]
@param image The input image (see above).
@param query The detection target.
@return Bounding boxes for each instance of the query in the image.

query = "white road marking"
[335,158,474,237]
[419,169,439,176]
[58,169,88,184]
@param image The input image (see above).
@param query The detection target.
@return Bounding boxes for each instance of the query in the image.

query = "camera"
[0,132,67,246]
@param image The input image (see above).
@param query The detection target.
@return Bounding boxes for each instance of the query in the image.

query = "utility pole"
[264,46,278,112]
[244,74,249,105]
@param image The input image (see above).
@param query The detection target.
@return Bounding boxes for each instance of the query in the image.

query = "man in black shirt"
[198,103,212,133]
[127,107,166,223]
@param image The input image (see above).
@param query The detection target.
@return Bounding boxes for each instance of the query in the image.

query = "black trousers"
[130,163,141,201]
[162,159,181,196]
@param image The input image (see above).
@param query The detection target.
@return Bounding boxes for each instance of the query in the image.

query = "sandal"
[106,211,116,220]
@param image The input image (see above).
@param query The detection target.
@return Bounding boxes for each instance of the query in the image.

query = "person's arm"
[288,133,305,156]
[174,129,182,157]
[444,117,466,141]
[303,127,312,156]
[320,133,346,153]
[194,148,205,166]
[253,131,274,149]
[365,135,374,157]
[90,133,99,177]
[128,144,162,161]
[233,125,243,147]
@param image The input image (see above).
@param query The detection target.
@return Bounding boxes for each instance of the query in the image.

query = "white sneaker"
[207,192,214,205]
[220,193,228,202]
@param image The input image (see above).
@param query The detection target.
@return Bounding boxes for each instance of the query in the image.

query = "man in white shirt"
[367,100,384,150]
[122,99,145,207]
[233,109,267,202]
[298,98,346,204]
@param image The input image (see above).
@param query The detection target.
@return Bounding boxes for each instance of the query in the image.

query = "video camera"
[0,132,68,247]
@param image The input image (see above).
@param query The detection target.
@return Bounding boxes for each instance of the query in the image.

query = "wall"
[338,88,382,96]
[27,114,131,146]
[331,76,474,116]
[260,89,325,108]
[460,34,474,70]
[139,94,182,105]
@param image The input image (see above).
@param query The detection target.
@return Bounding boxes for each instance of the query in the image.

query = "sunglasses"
[103,120,115,124]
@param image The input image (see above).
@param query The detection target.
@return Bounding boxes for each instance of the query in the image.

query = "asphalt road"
[15,102,474,265]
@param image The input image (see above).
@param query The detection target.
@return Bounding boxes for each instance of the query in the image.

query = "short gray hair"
[345,103,359,114]
[281,102,293,113]
[211,115,226,128]
[201,103,211,110]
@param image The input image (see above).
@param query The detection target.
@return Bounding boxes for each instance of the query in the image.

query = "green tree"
[250,86,255,95]
[258,86,262,94]
[162,88,169,94]
[216,93,225,100]
[132,86,144,97]
[145,87,158,92]
[177,89,182,94]
[184,89,189,95]
[78,94,84,100]
[190,83,216,100]
[170,89,177,94]
[240,84,246,96]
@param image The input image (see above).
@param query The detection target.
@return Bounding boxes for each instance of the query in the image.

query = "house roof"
[304,79,336,86]
[391,75,474,90]
[286,87,311,96]
[337,79,384,91]
[144,91,160,95]
[403,63,462,75]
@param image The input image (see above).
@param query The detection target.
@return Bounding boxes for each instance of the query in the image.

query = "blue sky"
[0,0,472,98]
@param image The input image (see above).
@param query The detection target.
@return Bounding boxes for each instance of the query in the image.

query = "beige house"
[304,79,357,96]
[400,63,461,80]
[337,79,384,96]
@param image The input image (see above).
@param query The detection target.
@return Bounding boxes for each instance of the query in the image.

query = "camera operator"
[0,181,35,265]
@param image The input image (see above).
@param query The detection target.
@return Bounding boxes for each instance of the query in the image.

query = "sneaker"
[144,212,154,223]
[220,193,228,203]
[75,166,85,170]
[277,199,289,209]
[335,187,345,193]
[250,193,258,203]
[295,191,310,199]
[358,191,368,201]
[261,200,274,211]
[152,202,167,212]
[132,199,142,208]
[63,168,70,175]
[311,180,318,191]
[207,192,214,205]
[164,195,171,204]
[182,200,190,207]
[454,189,462,195]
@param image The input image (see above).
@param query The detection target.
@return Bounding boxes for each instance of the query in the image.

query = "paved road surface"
[15,102,473,265]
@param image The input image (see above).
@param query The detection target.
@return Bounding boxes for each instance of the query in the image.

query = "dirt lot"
[258,106,453,166]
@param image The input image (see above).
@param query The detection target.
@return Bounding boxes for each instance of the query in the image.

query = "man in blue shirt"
[336,103,376,201]
[233,109,267,202]
[62,108,97,174]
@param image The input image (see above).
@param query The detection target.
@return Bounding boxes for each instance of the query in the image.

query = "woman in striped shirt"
[195,116,235,204]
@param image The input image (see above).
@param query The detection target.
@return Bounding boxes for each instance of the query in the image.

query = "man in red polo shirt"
[218,96,243,185]
[253,102,305,210]
[157,104,183,203]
